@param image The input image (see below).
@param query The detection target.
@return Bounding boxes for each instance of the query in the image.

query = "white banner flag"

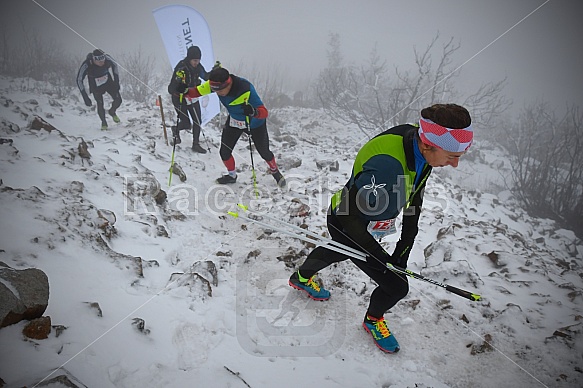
[152,5,219,125]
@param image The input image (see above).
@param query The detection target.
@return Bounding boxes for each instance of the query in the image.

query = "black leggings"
[172,95,202,144]
[219,119,274,162]
[297,213,409,318]
[93,82,122,125]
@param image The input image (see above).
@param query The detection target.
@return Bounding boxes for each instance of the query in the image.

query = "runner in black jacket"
[167,46,208,153]
[289,104,473,353]
[76,49,122,130]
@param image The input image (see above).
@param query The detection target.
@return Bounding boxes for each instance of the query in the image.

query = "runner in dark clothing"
[177,66,286,187]
[288,104,474,353]
[76,49,122,130]
[167,46,208,153]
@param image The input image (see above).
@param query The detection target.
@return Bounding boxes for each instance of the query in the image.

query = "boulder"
[0,263,49,328]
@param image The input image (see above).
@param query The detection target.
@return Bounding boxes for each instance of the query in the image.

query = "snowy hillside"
[0,75,582,388]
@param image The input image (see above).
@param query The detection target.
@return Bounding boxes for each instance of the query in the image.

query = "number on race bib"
[229,117,247,129]
[367,219,397,240]
[95,74,109,87]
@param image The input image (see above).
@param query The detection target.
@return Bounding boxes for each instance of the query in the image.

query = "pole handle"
[445,285,481,301]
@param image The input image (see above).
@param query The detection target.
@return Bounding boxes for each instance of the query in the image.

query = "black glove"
[175,83,188,94]
[82,93,92,107]
[391,239,413,268]
[242,104,257,117]
[365,248,396,271]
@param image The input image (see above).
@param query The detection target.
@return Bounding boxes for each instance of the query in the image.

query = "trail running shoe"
[108,109,120,123]
[191,143,207,154]
[289,272,330,301]
[272,170,286,188]
[362,315,400,353]
[101,123,108,131]
[216,174,237,184]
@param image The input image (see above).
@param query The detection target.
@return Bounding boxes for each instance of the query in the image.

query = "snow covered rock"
[0,262,49,328]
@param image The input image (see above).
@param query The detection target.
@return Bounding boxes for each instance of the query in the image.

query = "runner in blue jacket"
[177,66,285,187]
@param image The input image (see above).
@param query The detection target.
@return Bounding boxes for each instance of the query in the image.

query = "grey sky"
[2,0,581,114]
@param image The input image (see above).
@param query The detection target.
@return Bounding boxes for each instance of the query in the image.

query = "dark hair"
[209,67,230,83]
[420,104,471,129]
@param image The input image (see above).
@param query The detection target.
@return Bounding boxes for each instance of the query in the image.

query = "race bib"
[185,96,199,105]
[95,74,109,87]
[229,117,247,129]
[367,219,397,240]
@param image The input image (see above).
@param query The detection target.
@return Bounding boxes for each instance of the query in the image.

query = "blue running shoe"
[362,315,400,353]
[289,272,330,301]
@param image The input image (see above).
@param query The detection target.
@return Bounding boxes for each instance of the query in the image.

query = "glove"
[366,249,396,271]
[175,70,186,82]
[391,240,413,268]
[242,104,257,117]
[82,93,92,107]
[212,60,222,70]
[175,83,188,94]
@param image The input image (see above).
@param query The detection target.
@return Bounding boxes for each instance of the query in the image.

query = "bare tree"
[1,24,76,90]
[508,102,583,236]
[316,32,510,137]
[118,47,165,105]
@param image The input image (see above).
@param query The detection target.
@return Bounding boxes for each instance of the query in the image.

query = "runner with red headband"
[176,65,285,187]
[288,103,473,353]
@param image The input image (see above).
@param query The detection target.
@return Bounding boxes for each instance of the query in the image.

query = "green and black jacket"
[330,124,432,263]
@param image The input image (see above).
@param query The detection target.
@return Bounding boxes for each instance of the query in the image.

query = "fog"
[2,0,582,113]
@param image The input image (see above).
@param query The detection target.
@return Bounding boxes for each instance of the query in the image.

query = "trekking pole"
[158,95,169,146]
[244,102,259,198]
[193,98,211,153]
[168,136,177,186]
[168,111,181,186]
[228,204,481,302]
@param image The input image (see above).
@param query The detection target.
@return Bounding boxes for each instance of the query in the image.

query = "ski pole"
[229,204,481,302]
[168,138,177,186]
[244,102,259,198]
[168,113,180,186]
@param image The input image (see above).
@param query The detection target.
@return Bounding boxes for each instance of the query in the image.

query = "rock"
[30,116,57,132]
[278,156,302,170]
[288,198,310,217]
[154,190,167,205]
[78,139,91,159]
[132,318,150,335]
[22,316,51,340]
[0,264,49,328]
[172,163,187,182]
[316,159,339,171]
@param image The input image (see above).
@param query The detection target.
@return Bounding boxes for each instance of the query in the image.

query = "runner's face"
[215,84,232,96]
[189,58,200,67]
[424,147,465,168]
